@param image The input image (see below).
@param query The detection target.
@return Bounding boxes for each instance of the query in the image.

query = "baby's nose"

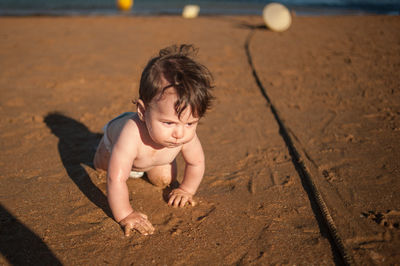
[172,126,184,139]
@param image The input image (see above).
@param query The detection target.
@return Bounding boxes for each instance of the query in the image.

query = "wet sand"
[0,15,399,265]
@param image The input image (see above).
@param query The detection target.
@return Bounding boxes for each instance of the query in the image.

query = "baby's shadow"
[44,112,112,218]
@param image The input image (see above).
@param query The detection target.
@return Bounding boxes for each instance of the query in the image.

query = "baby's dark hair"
[139,44,214,118]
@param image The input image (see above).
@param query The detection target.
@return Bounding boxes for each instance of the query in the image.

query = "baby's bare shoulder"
[110,114,141,148]
[118,115,141,141]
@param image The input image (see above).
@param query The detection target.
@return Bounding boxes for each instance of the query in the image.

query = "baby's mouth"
[167,142,182,147]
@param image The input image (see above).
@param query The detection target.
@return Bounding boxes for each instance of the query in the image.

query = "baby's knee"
[149,175,172,188]
[157,175,172,188]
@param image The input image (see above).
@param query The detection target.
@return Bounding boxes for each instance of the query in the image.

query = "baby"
[93,44,214,236]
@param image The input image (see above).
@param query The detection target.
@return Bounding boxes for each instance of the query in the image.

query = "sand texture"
[0,15,399,265]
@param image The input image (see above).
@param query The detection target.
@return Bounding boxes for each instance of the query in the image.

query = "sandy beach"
[0,15,399,265]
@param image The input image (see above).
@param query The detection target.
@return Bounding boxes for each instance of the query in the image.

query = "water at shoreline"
[0,0,399,16]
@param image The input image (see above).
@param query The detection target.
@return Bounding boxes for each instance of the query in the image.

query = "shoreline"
[1,4,399,17]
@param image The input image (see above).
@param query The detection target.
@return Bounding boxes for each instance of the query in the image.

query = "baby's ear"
[136,99,146,121]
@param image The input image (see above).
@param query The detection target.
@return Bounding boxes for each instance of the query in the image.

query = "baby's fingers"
[139,213,148,219]
[136,218,155,235]
[179,197,189,208]
[168,195,192,208]
[169,195,183,208]
[123,222,146,237]
[168,189,195,208]
[168,194,177,206]
[187,197,196,207]
[143,219,155,235]
[134,224,151,236]
[179,197,196,207]
[125,221,154,236]
[121,213,155,236]
[124,223,134,237]
[174,195,184,207]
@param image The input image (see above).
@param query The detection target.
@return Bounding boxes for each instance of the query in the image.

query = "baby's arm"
[107,124,155,236]
[168,134,205,207]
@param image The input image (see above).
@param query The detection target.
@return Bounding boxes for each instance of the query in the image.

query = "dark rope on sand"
[244,30,355,266]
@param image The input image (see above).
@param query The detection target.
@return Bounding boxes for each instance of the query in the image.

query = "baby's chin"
[164,142,183,148]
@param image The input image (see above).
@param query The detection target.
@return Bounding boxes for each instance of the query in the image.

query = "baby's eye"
[163,121,174,125]
[187,122,197,127]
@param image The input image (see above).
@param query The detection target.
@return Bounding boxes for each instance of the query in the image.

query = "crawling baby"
[93,44,214,236]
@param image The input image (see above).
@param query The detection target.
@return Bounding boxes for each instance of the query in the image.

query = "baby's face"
[143,87,199,148]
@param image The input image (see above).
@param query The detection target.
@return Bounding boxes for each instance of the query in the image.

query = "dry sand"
[0,15,399,265]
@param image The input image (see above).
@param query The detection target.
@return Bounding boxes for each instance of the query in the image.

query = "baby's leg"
[93,137,110,171]
[146,160,177,188]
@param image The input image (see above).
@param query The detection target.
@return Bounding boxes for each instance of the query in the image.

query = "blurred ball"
[182,5,200,19]
[262,3,292,32]
[117,0,133,11]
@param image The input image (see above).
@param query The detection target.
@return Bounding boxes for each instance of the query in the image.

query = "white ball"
[263,3,292,32]
[182,5,200,19]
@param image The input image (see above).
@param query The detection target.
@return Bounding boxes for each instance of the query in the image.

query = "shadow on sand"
[44,112,112,218]
[0,204,62,265]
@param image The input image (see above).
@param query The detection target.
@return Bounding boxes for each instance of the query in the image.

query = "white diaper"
[129,171,144,179]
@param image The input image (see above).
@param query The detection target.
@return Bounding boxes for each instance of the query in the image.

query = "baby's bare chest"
[132,147,181,171]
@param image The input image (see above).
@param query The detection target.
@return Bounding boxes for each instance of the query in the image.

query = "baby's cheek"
[148,124,158,136]
[186,131,197,143]
[146,125,158,140]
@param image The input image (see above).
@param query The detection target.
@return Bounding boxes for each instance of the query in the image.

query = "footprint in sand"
[271,162,294,186]
[156,213,183,235]
[362,210,400,230]
[155,201,216,235]
[322,169,338,182]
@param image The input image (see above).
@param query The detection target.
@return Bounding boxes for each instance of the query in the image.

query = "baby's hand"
[119,211,155,236]
[168,188,196,208]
